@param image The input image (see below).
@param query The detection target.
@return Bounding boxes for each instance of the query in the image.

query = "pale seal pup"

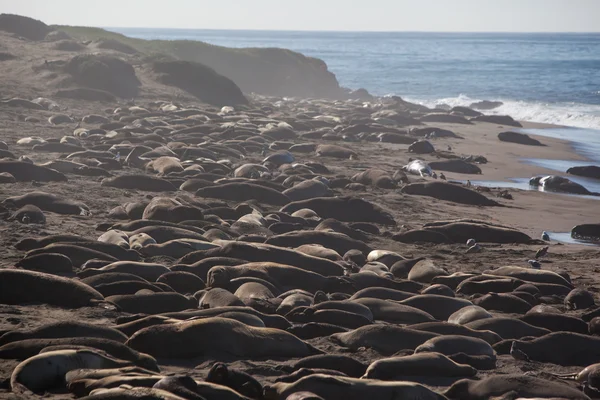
[10,349,131,395]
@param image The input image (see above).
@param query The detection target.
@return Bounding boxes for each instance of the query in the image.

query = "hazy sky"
[2,0,599,32]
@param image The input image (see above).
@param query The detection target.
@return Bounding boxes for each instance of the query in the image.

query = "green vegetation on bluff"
[54,25,342,99]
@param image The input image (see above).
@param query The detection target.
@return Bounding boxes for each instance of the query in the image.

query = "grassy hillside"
[54,25,342,99]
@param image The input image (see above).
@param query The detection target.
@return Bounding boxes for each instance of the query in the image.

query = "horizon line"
[78,25,600,35]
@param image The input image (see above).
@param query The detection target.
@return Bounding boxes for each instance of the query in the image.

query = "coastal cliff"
[54,25,344,99]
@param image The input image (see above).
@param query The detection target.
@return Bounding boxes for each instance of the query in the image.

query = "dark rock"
[152,60,248,106]
[64,54,140,98]
[0,14,50,40]
[472,115,522,127]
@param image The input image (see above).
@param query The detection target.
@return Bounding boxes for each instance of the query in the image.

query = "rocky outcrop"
[54,25,343,99]
[151,60,248,106]
[63,54,140,98]
[0,14,51,40]
[498,131,544,146]
[472,115,522,127]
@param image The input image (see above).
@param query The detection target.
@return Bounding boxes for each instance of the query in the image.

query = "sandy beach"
[0,13,600,400]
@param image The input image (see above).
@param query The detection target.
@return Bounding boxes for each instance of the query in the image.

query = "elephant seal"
[10,349,131,395]
[0,160,67,182]
[15,252,74,274]
[424,222,532,244]
[399,294,472,320]
[151,375,206,400]
[101,175,177,192]
[265,230,372,256]
[472,293,532,314]
[409,322,501,345]
[447,305,493,325]
[466,317,550,340]
[565,288,595,310]
[0,321,127,346]
[126,317,319,359]
[363,352,477,380]
[352,298,433,323]
[483,266,572,287]
[401,182,500,206]
[92,261,170,281]
[444,374,589,400]
[264,374,446,400]
[0,269,103,307]
[511,332,600,366]
[106,292,196,314]
[415,335,496,358]
[206,363,263,400]
[530,175,597,195]
[3,191,90,215]
[280,197,395,225]
[403,159,433,177]
[331,324,438,354]
[196,182,290,205]
[8,204,46,224]
[285,354,367,378]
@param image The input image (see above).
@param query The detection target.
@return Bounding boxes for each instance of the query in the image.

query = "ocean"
[110,28,600,130]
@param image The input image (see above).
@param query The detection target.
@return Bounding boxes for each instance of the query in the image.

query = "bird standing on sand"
[466,180,472,187]
[528,260,542,269]
[432,172,438,179]
[535,246,549,259]
[541,231,550,241]
[440,173,446,181]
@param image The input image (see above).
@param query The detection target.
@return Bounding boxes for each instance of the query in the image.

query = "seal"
[409,322,501,344]
[530,175,597,195]
[206,363,263,400]
[152,375,206,400]
[0,160,67,182]
[10,349,131,395]
[284,354,367,378]
[511,332,600,366]
[402,159,432,177]
[363,352,477,380]
[106,292,196,314]
[401,181,500,206]
[415,335,496,359]
[280,196,395,225]
[444,374,589,400]
[126,317,319,359]
[196,182,290,205]
[3,191,90,215]
[264,374,446,400]
[447,305,493,325]
[330,324,438,354]
[101,174,177,192]
[15,252,74,274]
[0,269,103,308]
[399,295,472,320]
[0,321,128,346]
[466,317,551,339]
[0,337,158,371]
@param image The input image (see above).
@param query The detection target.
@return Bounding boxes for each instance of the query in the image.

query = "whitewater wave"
[403,94,600,130]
